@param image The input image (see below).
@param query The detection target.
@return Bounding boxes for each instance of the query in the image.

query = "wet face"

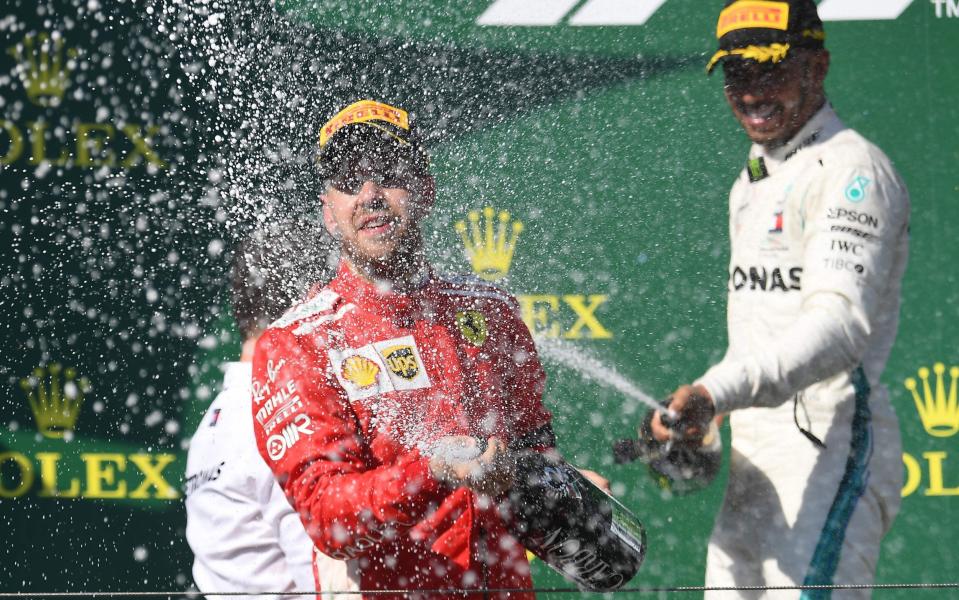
[723,49,829,148]
[320,154,434,272]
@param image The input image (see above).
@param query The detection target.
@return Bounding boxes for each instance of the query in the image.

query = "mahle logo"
[455,206,612,340]
[1,364,180,501]
[476,0,918,26]
[1,31,167,170]
[901,362,959,498]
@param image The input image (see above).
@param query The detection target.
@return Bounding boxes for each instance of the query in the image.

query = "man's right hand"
[650,384,716,442]
[428,436,514,498]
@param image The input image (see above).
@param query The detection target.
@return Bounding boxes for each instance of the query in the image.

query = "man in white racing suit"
[652,1,910,597]
[185,219,358,599]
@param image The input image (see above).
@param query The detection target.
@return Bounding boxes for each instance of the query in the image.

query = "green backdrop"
[1,0,957,596]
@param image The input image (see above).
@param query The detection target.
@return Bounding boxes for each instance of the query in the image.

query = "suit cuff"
[697,359,751,414]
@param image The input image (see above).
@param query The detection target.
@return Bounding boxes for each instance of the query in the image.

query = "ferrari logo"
[456,310,488,347]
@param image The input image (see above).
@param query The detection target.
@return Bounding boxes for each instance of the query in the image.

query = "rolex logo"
[904,363,959,438]
[20,364,89,439]
[455,206,524,281]
[7,32,78,107]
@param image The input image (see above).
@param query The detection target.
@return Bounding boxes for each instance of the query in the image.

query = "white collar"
[749,103,846,171]
[221,361,252,392]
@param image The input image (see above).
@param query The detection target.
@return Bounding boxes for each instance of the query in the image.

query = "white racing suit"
[697,105,910,599]
[185,362,359,599]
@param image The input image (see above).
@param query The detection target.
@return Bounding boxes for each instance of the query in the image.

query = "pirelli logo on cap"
[319,100,409,147]
[717,1,790,39]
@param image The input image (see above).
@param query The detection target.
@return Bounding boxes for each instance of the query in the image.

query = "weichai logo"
[1,364,180,502]
[901,362,959,498]
[476,0,919,27]
[455,206,612,340]
[1,31,167,170]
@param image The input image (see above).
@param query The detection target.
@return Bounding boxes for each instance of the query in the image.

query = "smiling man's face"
[723,49,829,148]
[320,155,433,272]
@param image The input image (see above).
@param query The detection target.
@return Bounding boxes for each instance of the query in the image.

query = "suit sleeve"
[268,479,317,593]
[699,161,910,413]
[252,326,447,560]
[501,298,554,449]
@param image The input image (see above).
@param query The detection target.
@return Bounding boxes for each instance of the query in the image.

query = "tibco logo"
[476,0,918,27]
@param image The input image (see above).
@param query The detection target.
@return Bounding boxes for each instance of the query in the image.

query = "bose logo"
[477,0,917,27]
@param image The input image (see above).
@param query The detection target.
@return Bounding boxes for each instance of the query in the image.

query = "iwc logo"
[383,345,419,380]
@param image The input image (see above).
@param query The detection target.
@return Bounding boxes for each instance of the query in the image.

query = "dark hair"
[231,217,336,339]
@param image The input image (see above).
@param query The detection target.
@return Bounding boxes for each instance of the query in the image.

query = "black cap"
[706,0,825,74]
[316,100,429,180]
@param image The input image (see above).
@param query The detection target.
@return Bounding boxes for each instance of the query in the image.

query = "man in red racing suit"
[252,100,554,599]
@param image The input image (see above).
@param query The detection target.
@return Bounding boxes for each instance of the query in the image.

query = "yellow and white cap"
[316,99,429,177]
[706,0,826,74]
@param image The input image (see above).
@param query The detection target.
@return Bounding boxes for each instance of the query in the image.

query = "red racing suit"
[252,263,553,599]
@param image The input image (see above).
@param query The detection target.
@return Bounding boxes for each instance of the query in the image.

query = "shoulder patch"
[292,302,355,336]
[436,274,514,304]
[270,289,341,329]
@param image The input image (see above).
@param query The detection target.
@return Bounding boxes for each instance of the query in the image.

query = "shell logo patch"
[341,355,381,389]
[456,310,488,347]
[384,345,419,380]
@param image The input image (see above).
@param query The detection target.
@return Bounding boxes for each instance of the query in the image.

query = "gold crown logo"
[904,363,959,438]
[20,363,90,439]
[341,356,380,389]
[7,32,79,107]
[455,206,524,281]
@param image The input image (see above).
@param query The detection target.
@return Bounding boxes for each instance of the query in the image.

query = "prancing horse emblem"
[456,310,488,347]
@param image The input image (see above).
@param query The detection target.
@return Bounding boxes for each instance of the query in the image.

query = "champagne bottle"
[503,451,646,592]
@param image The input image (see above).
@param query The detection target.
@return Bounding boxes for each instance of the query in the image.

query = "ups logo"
[385,346,419,380]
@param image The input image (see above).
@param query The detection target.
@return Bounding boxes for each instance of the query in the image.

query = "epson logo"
[827,208,880,229]
[477,0,918,27]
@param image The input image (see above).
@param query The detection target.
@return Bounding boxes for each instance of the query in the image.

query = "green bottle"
[504,450,647,592]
